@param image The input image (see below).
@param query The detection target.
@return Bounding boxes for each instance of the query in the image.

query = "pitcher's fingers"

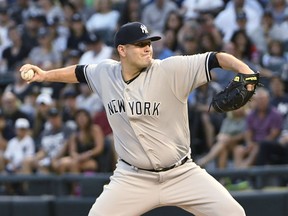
[246,84,255,91]
[19,64,33,72]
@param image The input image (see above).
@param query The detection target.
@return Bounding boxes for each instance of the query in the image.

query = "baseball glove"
[210,72,261,113]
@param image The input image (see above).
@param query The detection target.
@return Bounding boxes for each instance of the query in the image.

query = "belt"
[120,156,189,172]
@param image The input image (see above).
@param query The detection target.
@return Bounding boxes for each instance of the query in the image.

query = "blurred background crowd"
[0,0,288,193]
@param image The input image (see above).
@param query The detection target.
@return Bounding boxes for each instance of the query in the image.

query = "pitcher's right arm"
[20,64,79,83]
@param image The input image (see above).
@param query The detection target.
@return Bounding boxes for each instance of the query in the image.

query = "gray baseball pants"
[88,159,245,216]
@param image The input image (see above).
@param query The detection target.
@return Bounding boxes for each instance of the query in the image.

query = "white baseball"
[21,69,34,81]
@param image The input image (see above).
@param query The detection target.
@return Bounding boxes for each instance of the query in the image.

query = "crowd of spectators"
[1,0,288,193]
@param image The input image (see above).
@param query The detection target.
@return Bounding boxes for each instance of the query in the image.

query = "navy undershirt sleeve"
[208,52,222,71]
[75,65,87,83]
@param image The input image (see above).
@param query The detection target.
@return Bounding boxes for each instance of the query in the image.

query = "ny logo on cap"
[140,24,148,34]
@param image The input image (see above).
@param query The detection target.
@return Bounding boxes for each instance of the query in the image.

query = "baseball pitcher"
[20,22,259,216]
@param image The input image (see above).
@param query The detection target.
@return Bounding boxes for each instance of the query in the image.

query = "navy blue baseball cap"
[114,22,161,48]
[86,32,101,44]
[48,107,60,117]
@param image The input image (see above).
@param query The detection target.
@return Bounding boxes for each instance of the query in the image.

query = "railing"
[208,164,288,189]
[0,164,287,196]
[0,166,288,216]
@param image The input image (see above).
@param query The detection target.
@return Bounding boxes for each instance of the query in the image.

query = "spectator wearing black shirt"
[118,0,142,26]
[66,13,89,58]
[21,12,46,52]
[1,91,31,139]
[2,25,31,72]
[269,75,288,117]
[256,114,288,166]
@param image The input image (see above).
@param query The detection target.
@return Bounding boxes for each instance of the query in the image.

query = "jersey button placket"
[124,88,131,100]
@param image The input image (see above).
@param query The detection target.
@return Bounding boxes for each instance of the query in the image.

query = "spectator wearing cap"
[269,75,288,117]
[68,0,94,22]
[3,118,35,174]
[222,10,249,43]
[21,12,47,51]
[46,16,68,56]
[32,93,53,146]
[236,10,248,30]
[64,49,82,66]
[60,89,79,127]
[8,0,31,26]
[66,13,90,58]
[37,0,65,26]
[22,107,74,174]
[78,32,113,65]
[36,92,53,106]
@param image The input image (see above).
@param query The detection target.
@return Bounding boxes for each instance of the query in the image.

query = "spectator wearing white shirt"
[214,0,263,43]
[0,6,12,57]
[37,0,65,25]
[180,0,224,20]
[4,118,35,173]
[79,32,113,65]
[85,0,119,45]
[249,9,288,55]
[22,107,73,174]
[266,0,288,24]
[0,6,13,89]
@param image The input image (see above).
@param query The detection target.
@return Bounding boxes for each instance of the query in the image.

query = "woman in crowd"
[55,109,105,174]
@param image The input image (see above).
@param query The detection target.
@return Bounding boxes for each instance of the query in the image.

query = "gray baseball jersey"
[80,52,212,170]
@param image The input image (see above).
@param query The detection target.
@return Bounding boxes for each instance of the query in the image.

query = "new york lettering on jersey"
[107,99,160,116]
